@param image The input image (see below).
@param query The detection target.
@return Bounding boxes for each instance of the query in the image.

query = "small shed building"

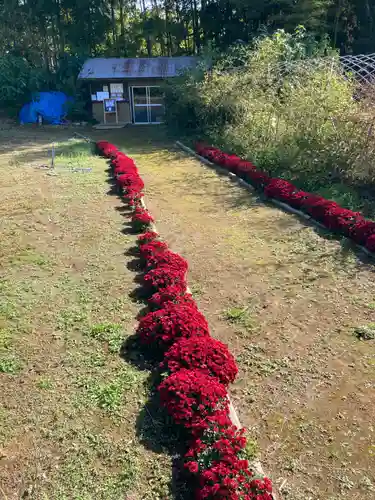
[78,56,198,126]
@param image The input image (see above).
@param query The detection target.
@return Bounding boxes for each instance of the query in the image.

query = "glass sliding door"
[131,86,164,124]
[148,86,164,123]
[132,87,149,124]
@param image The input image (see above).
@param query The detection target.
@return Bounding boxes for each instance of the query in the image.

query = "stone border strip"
[140,176,282,500]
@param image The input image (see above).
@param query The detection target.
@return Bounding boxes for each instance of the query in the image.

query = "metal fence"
[272,52,375,93]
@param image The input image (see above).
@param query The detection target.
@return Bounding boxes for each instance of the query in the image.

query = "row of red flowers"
[195,143,375,254]
[96,140,274,500]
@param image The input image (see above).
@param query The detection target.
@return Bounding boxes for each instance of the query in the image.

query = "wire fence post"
[51,143,55,169]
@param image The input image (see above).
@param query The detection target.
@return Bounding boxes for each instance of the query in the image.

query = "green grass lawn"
[2,125,375,500]
[0,128,172,500]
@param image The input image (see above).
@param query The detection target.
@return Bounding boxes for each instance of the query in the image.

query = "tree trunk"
[191,0,200,53]
[39,15,51,73]
[119,0,125,51]
[55,0,65,57]
[51,15,59,70]
[333,0,343,47]
[165,1,172,56]
[111,0,117,48]
[140,0,153,56]
[146,37,152,56]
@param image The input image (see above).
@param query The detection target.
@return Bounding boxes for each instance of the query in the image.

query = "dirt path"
[103,129,375,500]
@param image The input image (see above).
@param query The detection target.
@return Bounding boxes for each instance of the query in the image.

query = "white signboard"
[110,83,124,95]
[97,91,109,101]
[104,99,116,113]
[103,99,118,124]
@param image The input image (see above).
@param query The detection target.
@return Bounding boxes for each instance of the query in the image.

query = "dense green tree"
[0,0,374,113]
[1,0,374,63]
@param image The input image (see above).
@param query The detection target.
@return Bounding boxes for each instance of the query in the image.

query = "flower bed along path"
[96,140,275,500]
[194,142,375,256]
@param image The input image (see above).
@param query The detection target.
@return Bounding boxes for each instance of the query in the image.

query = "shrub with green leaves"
[165,27,375,214]
[0,56,47,113]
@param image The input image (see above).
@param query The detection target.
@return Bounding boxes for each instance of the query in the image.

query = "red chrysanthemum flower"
[303,197,339,221]
[149,285,196,309]
[243,169,271,188]
[113,162,138,175]
[264,178,296,202]
[350,220,375,245]
[139,241,169,267]
[123,190,143,207]
[235,160,256,177]
[195,142,210,156]
[143,265,187,294]
[219,154,242,171]
[97,141,119,158]
[322,206,362,235]
[140,240,169,258]
[365,233,375,253]
[285,190,309,209]
[137,231,160,245]
[158,369,229,428]
[146,249,188,273]
[136,302,209,348]
[96,141,118,157]
[117,172,144,190]
[163,336,238,386]
[185,424,248,470]
[132,207,154,232]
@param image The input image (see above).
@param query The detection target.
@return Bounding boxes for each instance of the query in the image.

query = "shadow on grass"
[90,125,174,157]
[121,337,193,500]
[116,205,132,214]
[121,222,139,236]
[102,146,194,500]
[138,386,193,500]
[126,256,143,274]
[128,285,150,303]
[136,380,186,455]
[54,139,96,158]
[120,334,158,371]
[105,166,119,197]
[124,245,139,257]
[0,125,97,157]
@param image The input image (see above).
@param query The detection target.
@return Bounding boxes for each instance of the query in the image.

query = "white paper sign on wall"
[110,83,124,95]
[97,91,110,101]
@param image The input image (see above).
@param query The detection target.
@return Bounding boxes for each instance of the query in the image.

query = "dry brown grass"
[0,126,172,500]
[96,126,375,500]
[3,124,375,500]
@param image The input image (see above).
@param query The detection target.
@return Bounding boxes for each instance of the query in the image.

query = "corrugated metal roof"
[78,56,199,80]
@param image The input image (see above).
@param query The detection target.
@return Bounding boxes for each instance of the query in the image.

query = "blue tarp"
[19,91,73,124]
